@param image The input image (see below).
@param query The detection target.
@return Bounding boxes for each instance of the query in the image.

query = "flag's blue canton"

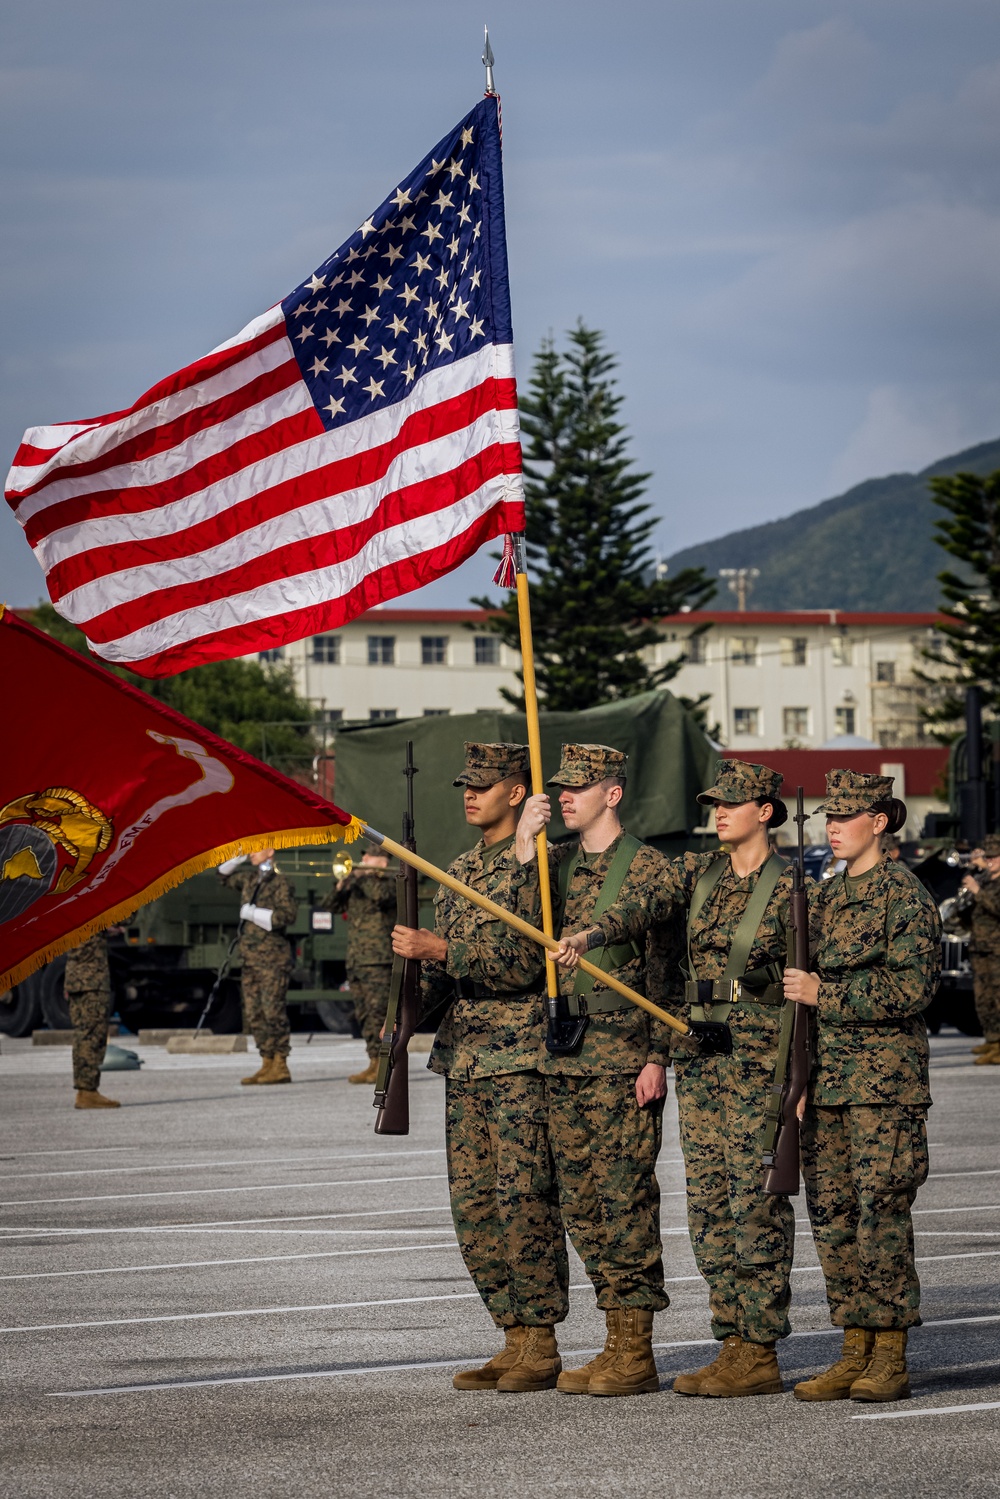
[281,97,513,433]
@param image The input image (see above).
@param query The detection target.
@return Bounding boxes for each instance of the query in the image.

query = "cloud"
[828,382,1000,493]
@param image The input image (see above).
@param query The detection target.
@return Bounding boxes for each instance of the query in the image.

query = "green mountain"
[661,437,1000,612]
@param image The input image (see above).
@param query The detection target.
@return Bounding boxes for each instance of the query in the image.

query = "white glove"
[240,903,273,932]
[218,855,248,876]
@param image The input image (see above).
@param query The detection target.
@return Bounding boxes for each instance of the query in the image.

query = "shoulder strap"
[724,854,787,980]
[573,835,645,999]
[556,845,582,929]
[686,857,728,979]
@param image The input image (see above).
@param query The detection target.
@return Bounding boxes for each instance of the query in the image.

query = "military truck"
[1,691,717,1037]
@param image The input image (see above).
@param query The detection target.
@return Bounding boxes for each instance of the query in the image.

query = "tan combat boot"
[74,1089,121,1109]
[495,1326,562,1392]
[453,1327,525,1390]
[849,1330,910,1402]
[673,1334,743,1396]
[793,1328,875,1401]
[557,1310,622,1394]
[348,1058,379,1085]
[700,1338,783,1397]
[971,1040,992,1055]
[588,1310,659,1397]
[974,1043,1000,1065]
[241,1056,272,1085]
[260,1055,291,1084]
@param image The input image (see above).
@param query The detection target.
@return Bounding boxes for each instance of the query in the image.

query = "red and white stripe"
[5,308,524,677]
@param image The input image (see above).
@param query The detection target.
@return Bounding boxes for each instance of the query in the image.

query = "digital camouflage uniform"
[425,743,568,1330]
[509,744,670,1315]
[650,760,798,1347]
[220,864,298,1058]
[805,771,941,1331]
[64,931,112,1091]
[968,833,1000,1047]
[322,868,397,1059]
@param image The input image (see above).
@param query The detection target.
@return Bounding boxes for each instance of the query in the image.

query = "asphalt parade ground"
[1,1032,998,1499]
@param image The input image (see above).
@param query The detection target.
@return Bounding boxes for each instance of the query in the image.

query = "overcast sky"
[3,0,1000,610]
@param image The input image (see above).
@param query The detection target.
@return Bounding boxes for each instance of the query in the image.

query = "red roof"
[725,747,950,797]
[670,611,945,628]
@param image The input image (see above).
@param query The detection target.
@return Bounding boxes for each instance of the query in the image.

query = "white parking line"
[926,1169,1000,1180]
[0,1204,454,1238]
[0,1147,142,1160]
[46,1315,1000,1399]
[0,1172,448,1208]
[853,1400,1000,1422]
[0,1147,445,1183]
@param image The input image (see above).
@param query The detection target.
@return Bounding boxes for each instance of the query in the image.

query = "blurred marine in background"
[218,849,297,1085]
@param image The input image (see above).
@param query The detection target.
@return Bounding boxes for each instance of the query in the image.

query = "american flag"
[4,97,524,677]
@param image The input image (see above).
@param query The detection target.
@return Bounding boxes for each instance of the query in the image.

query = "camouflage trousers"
[972,958,1000,1044]
[802,1103,929,1329]
[348,965,391,1059]
[674,1050,795,1343]
[241,948,292,1059]
[446,1071,569,1328]
[70,989,111,1091]
[545,1074,668,1312]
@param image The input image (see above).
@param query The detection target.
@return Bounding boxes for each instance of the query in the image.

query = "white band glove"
[218,855,248,876]
[239,903,273,932]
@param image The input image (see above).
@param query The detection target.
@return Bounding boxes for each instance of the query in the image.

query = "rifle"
[762,786,812,1195]
[373,742,419,1135]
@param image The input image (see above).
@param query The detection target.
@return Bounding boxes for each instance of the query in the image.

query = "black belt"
[454,977,535,1001]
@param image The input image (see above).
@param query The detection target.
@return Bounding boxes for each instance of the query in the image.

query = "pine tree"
[921,469,1000,729]
[473,323,715,712]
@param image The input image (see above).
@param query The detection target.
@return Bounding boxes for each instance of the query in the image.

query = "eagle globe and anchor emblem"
[0,788,114,925]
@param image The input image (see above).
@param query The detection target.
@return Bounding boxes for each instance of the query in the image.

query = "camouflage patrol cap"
[981,833,1000,857]
[547,743,628,788]
[697,759,783,806]
[814,768,894,816]
[452,742,530,788]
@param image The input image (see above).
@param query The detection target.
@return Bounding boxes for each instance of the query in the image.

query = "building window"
[311,634,341,664]
[423,708,450,717]
[686,633,707,665]
[729,636,759,666]
[367,635,395,665]
[783,707,810,739]
[421,635,448,665]
[733,707,760,737]
[322,708,344,724]
[831,635,853,666]
[835,705,856,736]
[875,660,896,683]
[474,635,500,665]
[259,647,284,663]
[780,636,807,667]
[369,708,398,721]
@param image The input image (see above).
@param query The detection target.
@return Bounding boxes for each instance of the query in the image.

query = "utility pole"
[719,567,760,612]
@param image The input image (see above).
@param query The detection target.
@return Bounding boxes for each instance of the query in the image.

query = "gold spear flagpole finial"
[483,25,496,95]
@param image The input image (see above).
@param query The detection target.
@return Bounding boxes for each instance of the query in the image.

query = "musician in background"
[962,833,1000,1065]
[322,851,397,1085]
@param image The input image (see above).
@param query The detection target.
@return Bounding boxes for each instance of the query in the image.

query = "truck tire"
[315,998,357,1034]
[0,973,44,1036]
[39,956,71,1031]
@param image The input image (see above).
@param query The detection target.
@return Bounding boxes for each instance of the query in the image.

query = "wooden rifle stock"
[763,788,813,1196]
[373,745,419,1135]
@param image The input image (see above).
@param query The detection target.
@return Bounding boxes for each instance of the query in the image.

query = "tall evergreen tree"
[472,323,715,712]
[921,469,1000,729]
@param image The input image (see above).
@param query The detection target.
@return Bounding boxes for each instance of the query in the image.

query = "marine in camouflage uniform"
[791,770,941,1403]
[510,743,671,1397]
[64,930,117,1106]
[415,743,568,1393]
[640,760,799,1397]
[965,832,1000,1060]
[218,853,298,1077]
[321,860,397,1063]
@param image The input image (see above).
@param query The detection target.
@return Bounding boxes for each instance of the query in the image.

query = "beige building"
[261,605,947,750]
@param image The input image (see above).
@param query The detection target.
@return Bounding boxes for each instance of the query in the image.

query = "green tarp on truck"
[333,689,719,870]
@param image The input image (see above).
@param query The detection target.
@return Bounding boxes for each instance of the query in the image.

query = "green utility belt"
[684,977,786,1025]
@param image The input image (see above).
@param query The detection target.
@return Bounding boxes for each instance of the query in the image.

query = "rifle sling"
[556,834,645,1017]
[373,876,409,1100]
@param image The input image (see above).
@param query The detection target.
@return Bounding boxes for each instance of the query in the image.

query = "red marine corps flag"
[3,97,523,676]
[0,609,360,991]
